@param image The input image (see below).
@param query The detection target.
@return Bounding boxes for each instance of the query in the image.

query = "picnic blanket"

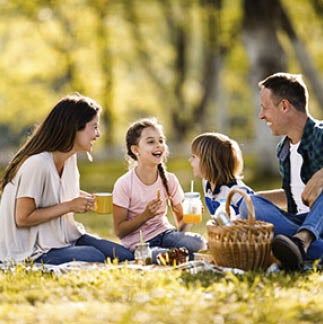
[0,259,320,276]
[0,259,244,276]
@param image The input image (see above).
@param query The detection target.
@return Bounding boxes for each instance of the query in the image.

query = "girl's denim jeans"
[239,193,323,261]
[147,229,207,263]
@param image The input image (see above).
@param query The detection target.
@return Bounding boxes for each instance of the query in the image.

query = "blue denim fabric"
[239,194,323,261]
[147,229,207,263]
[35,234,134,265]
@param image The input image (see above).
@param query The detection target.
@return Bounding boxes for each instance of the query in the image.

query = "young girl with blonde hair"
[113,118,206,262]
[190,132,253,217]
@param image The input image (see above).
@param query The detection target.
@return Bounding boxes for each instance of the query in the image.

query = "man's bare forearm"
[256,189,287,210]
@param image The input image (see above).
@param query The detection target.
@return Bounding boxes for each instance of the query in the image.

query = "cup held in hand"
[95,193,113,214]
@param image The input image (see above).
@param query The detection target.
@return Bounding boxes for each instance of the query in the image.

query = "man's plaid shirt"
[277,116,323,213]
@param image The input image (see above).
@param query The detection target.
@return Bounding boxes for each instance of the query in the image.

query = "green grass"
[2,158,321,324]
[0,263,322,323]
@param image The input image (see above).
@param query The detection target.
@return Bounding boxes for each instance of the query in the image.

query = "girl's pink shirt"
[112,168,184,251]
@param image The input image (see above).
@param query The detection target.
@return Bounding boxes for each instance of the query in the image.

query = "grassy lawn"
[0,262,322,323]
[1,158,322,323]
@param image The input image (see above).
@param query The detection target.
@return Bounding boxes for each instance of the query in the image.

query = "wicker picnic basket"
[207,189,274,271]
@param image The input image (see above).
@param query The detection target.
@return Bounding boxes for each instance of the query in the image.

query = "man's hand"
[302,168,323,208]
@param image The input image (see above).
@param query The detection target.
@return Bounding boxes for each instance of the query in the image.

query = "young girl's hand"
[143,198,163,219]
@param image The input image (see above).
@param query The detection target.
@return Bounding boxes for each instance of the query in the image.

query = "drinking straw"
[139,229,144,244]
[190,180,194,192]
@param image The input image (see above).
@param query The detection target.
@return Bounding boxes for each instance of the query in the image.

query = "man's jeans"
[240,193,323,261]
[147,229,207,263]
[35,234,134,265]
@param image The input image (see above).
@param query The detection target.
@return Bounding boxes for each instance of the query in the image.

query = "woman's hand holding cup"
[70,196,95,213]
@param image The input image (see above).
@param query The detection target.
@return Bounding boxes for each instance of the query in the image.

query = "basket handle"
[225,189,255,225]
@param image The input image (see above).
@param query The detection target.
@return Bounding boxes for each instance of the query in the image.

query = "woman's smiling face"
[74,115,100,153]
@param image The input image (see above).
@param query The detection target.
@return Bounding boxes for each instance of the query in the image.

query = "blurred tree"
[242,0,287,174]
[279,1,323,108]
[0,0,322,173]
[0,0,119,144]
[124,0,232,141]
[89,0,114,144]
[243,0,323,174]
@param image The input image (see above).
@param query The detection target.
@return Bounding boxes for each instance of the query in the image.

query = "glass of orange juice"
[182,192,203,224]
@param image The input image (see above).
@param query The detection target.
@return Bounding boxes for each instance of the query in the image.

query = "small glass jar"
[212,198,233,226]
[182,192,203,224]
[134,242,152,265]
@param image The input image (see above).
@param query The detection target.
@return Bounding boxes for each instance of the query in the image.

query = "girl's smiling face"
[189,153,203,179]
[132,126,166,165]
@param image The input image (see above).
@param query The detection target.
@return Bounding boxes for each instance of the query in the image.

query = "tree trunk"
[279,3,323,111]
[95,3,114,145]
[126,0,224,141]
[242,0,287,175]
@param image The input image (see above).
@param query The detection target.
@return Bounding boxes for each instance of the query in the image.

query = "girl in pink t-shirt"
[113,118,206,262]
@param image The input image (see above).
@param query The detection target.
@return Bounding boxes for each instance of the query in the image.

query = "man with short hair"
[242,72,323,271]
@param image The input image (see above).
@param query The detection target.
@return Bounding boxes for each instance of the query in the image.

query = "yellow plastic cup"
[95,193,113,214]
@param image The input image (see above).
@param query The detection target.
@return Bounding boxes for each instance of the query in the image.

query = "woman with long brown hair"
[0,93,133,264]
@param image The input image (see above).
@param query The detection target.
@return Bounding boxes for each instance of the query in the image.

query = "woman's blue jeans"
[147,229,207,263]
[35,234,134,265]
[239,193,323,261]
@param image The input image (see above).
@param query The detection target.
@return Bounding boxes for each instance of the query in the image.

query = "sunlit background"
[1,0,322,175]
